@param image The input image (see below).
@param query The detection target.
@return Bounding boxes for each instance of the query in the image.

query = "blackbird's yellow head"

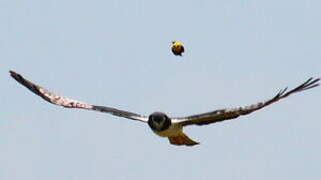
[172,41,182,46]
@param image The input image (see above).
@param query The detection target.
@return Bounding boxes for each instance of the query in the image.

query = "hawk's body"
[10,71,319,146]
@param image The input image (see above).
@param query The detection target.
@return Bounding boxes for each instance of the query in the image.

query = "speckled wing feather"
[173,78,320,126]
[10,71,148,122]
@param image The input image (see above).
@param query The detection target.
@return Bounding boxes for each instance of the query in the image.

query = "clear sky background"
[1,0,321,179]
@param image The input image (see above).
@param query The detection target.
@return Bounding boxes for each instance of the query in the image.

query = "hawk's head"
[148,112,171,131]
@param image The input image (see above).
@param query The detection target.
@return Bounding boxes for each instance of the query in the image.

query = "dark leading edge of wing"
[174,78,320,126]
[9,71,148,122]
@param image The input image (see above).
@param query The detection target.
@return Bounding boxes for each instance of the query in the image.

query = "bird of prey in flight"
[171,41,185,56]
[10,71,319,146]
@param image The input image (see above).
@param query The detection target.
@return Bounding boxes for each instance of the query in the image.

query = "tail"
[168,132,199,146]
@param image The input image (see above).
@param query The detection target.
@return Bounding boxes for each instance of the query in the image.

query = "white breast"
[153,123,183,137]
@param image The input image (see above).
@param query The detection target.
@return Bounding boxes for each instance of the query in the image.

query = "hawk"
[171,41,185,56]
[10,71,319,146]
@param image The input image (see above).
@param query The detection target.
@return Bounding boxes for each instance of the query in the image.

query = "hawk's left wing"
[10,71,148,122]
[173,78,320,126]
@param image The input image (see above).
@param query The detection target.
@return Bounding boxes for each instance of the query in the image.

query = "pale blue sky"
[1,0,321,180]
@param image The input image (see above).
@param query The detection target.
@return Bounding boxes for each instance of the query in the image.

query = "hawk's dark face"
[148,112,171,131]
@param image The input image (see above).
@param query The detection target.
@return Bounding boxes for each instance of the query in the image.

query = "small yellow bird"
[171,41,185,56]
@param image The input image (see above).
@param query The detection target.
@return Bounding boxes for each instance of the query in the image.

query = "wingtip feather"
[9,70,24,84]
[9,70,17,77]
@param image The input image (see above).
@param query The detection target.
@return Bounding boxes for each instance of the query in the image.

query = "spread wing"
[10,71,148,123]
[173,78,320,126]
